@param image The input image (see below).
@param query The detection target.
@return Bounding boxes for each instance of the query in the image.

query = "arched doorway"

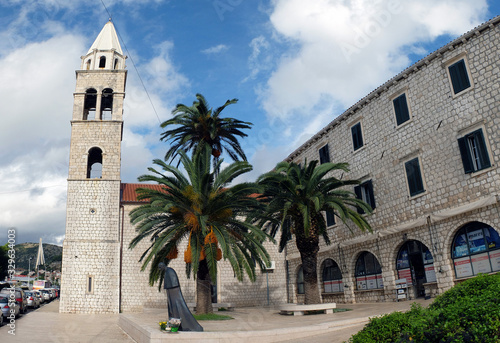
[355,251,383,290]
[452,221,500,278]
[322,259,343,293]
[396,240,435,298]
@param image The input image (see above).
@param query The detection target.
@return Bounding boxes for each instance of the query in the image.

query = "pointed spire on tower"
[36,238,45,269]
[81,20,126,71]
[87,20,123,55]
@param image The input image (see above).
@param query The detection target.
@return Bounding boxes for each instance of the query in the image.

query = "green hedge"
[348,273,500,343]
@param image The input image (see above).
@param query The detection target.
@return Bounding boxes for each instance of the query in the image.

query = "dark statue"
[159,263,203,332]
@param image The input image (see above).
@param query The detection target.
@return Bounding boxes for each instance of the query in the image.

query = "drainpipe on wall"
[284,245,290,303]
[426,216,438,256]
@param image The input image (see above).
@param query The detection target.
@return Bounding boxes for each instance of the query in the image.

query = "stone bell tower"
[60,20,127,313]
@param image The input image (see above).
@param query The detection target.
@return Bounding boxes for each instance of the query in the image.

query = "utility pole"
[28,257,32,290]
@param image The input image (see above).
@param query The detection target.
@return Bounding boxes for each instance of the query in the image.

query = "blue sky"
[0,0,498,245]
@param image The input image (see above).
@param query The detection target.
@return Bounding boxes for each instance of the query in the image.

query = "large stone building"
[61,16,499,313]
[284,16,500,304]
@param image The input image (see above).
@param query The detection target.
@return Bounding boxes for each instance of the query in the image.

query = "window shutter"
[319,144,330,164]
[457,137,474,174]
[352,123,363,150]
[354,185,363,214]
[326,210,335,226]
[351,125,358,150]
[474,129,491,169]
[366,180,376,210]
[393,94,410,125]
[357,124,364,148]
[405,158,424,196]
[449,60,471,94]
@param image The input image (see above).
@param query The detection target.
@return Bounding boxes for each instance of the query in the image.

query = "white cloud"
[261,0,488,121]
[0,33,85,244]
[201,44,230,55]
[0,30,189,244]
[243,36,273,82]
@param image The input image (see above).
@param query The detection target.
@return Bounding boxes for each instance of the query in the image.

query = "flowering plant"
[159,321,168,331]
[168,318,181,328]
[159,318,181,332]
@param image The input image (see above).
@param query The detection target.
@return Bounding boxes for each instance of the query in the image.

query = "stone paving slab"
[0,298,432,343]
[120,298,432,343]
[0,300,134,343]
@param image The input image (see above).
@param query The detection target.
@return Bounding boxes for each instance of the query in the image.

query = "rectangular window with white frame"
[404,157,425,197]
[457,128,491,174]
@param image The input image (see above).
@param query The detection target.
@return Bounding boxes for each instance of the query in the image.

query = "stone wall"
[60,180,122,313]
[120,204,288,312]
[284,18,500,304]
[60,66,125,313]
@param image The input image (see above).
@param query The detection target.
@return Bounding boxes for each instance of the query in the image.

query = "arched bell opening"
[101,88,113,120]
[87,147,103,179]
[83,88,97,120]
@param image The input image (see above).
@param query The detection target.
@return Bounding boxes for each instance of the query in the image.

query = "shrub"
[348,273,500,343]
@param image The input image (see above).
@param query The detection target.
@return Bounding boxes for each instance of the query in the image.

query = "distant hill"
[13,243,62,271]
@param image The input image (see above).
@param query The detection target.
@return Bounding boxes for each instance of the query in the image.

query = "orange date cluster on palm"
[181,231,223,263]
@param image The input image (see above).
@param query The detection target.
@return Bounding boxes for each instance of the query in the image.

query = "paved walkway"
[0,300,134,343]
[0,298,432,342]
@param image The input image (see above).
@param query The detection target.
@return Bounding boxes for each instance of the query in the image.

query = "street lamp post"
[28,257,32,290]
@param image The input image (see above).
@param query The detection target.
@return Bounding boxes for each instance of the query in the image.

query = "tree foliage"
[254,159,372,303]
[160,93,252,163]
[129,146,270,312]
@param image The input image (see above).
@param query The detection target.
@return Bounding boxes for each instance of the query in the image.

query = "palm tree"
[160,93,252,165]
[255,160,372,304]
[129,146,270,314]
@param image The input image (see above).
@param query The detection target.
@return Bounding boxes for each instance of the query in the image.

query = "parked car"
[25,291,40,309]
[47,288,56,300]
[40,289,51,302]
[0,294,20,319]
[0,288,27,314]
[34,290,44,304]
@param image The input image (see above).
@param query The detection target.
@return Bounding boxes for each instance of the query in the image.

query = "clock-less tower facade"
[60,21,127,313]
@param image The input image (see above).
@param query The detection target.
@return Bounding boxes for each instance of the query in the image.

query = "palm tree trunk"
[300,250,321,304]
[196,259,213,314]
[295,221,321,304]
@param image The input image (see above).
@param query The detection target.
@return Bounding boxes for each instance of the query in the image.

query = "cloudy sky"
[0,0,498,246]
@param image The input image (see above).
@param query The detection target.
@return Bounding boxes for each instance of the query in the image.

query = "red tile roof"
[121,183,262,204]
[120,183,166,203]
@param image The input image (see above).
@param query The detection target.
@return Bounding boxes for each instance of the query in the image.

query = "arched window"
[87,147,103,179]
[113,58,118,70]
[396,240,435,296]
[86,59,91,70]
[83,88,97,120]
[99,56,106,68]
[101,88,113,120]
[452,222,500,278]
[355,251,383,290]
[322,259,343,293]
[297,266,304,294]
